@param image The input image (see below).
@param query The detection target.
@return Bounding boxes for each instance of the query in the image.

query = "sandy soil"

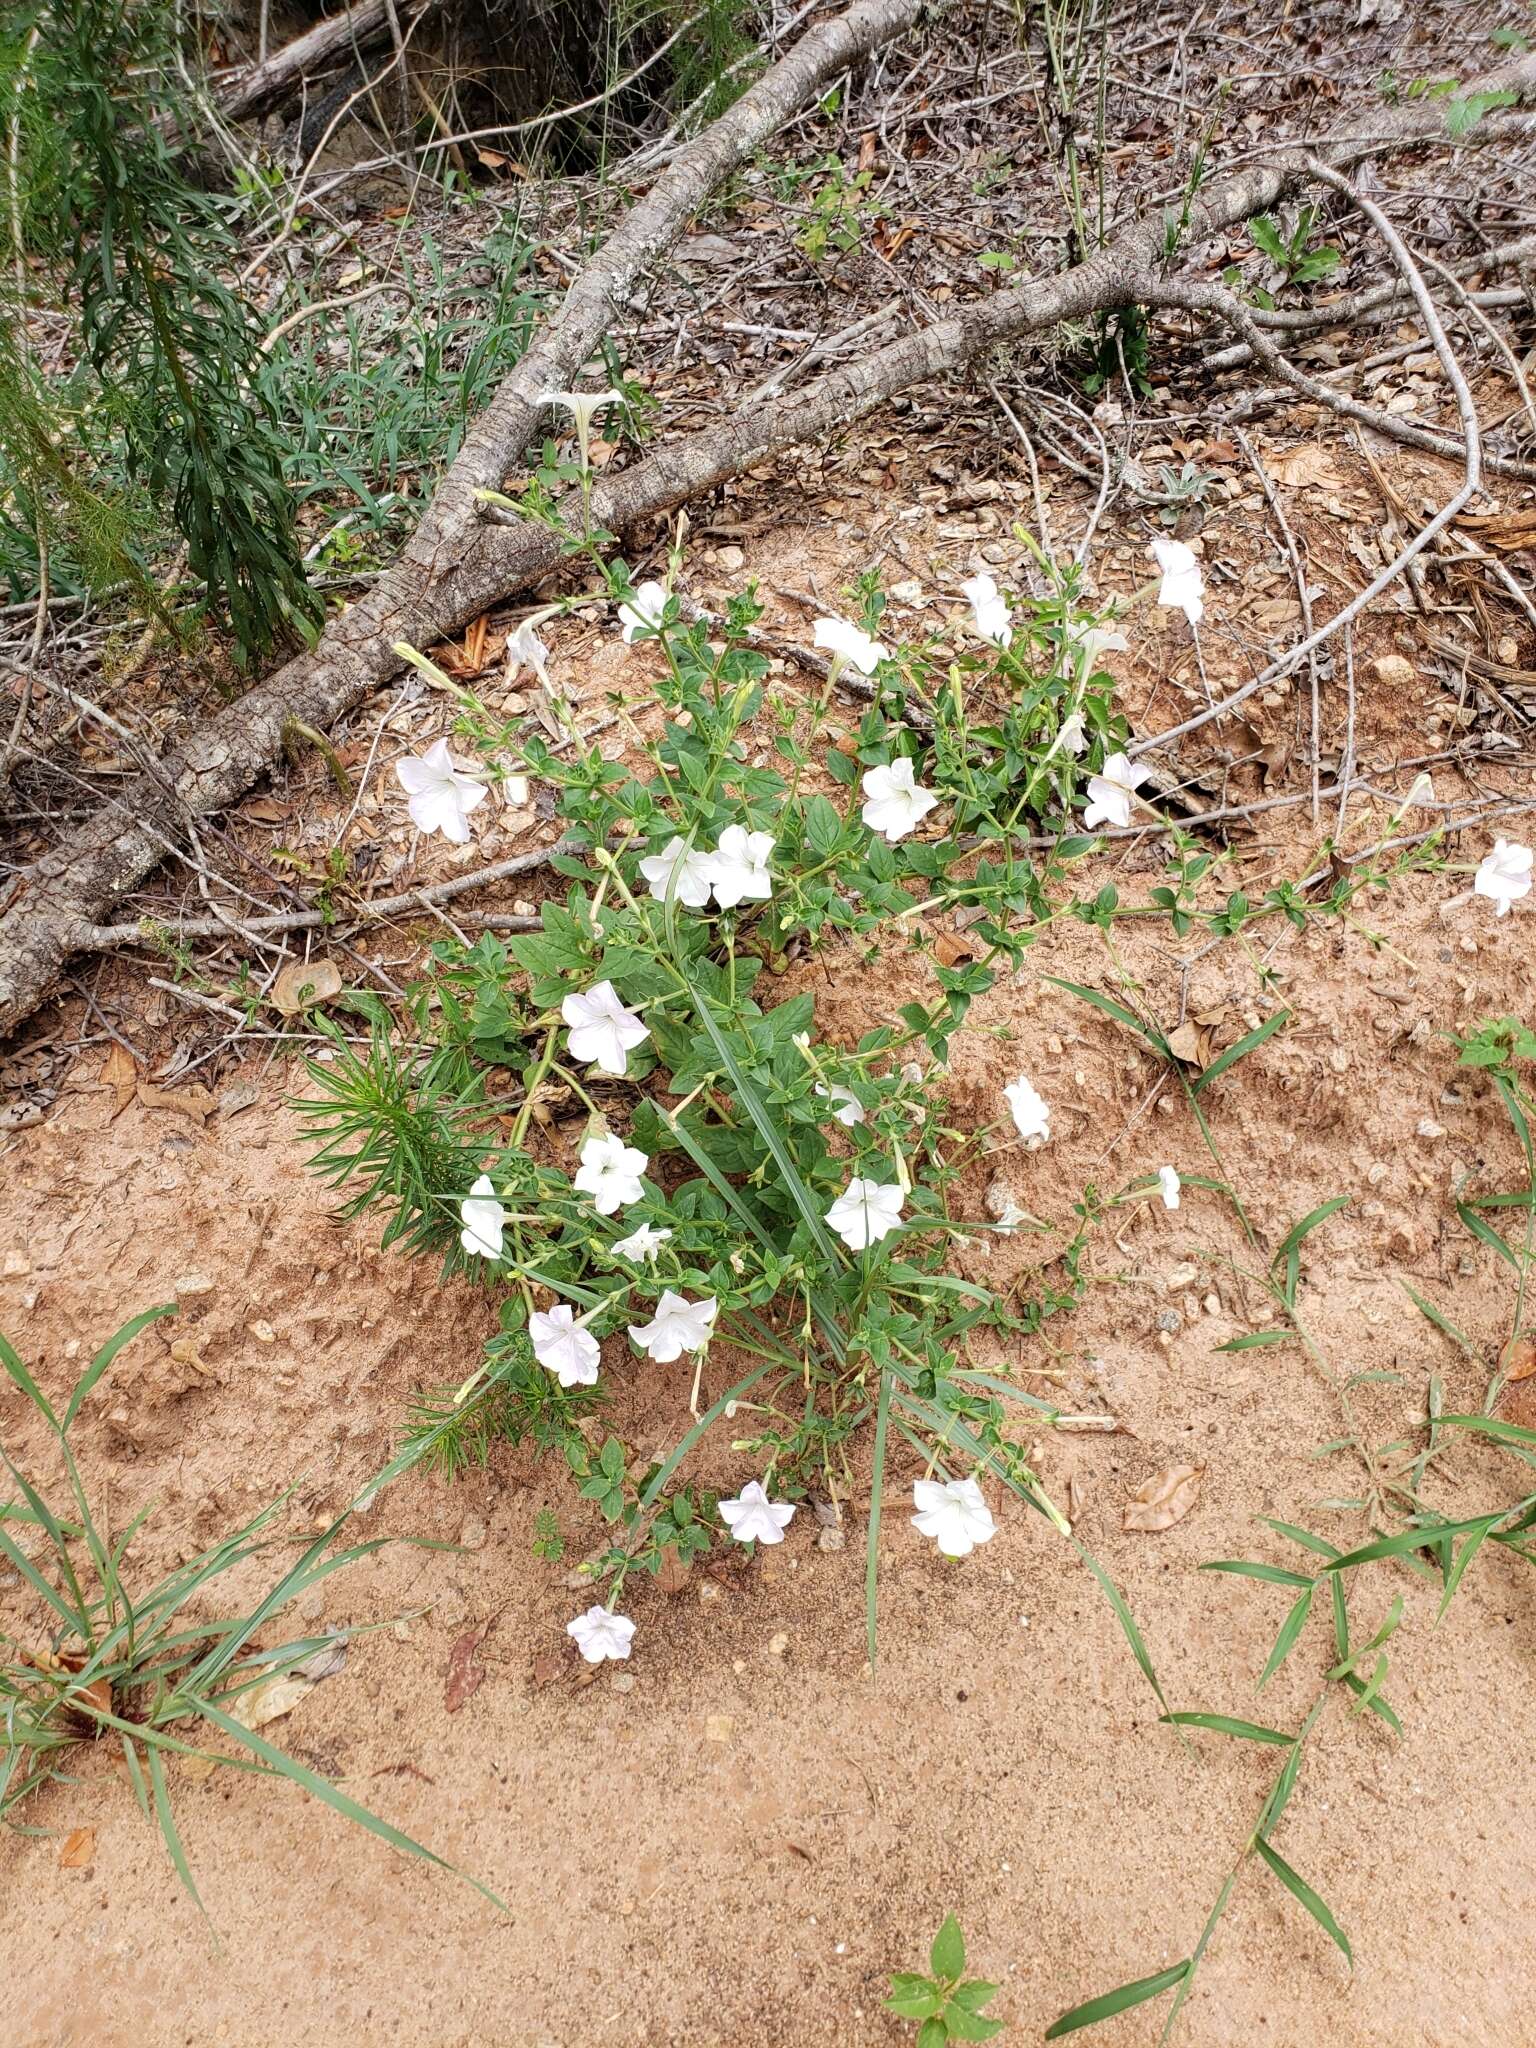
[5,782,1536,2047]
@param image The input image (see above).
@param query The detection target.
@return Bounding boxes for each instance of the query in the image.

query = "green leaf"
[1190,1008,1290,1095]
[867,1370,894,1670]
[1200,1560,1313,1588]
[1215,1329,1293,1352]
[1043,976,1172,1058]
[1398,1282,1481,1361]
[1274,1196,1351,1272]
[1438,1413,1536,1447]
[1254,1838,1352,1968]
[147,1740,211,1929]
[63,1304,178,1433]
[1258,1589,1314,1690]
[886,1977,944,2021]
[1045,1961,1190,2038]
[931,1913,966,1981]
[1072,1537,1173,1718]
[1322,1510,1514,1570]
[1456,1203,1519,1273]
[944,2005,1004,2042]
[1159,1712,1296,1746]
[917,2019,947,2048]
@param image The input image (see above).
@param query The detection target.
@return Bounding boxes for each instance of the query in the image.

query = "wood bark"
[2,28,1532,1043]
[216,0,416,119]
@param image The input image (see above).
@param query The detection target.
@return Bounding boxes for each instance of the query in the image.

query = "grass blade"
[1043,976,1172,1058]
[1254,1837,1352,1968]
[1190,1008,1290,1095]
[1045,1961,1190,2039]
[64,1304,177,1433]
[1159,1712,1296,1746]
[866,1369,893,1670]
[146,1741,212,1931]
[1258,1589,1314,1691]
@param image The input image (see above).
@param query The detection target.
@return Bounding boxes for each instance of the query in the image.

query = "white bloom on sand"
[459,1174,506,1260]
[611,1221,673,1264]
[718,1479,797,1546]
[529,1303,602,1387]
[708,825,775,909]
[561,980,649,1077]
[826,1176,905,1252]
[631,1290,719,1362]
[1067,616,1128,672]
[861,758,939,842]
[1474,838,1533,917]
[1057,709,1088,758]
[911,1475,997,1558]
[506,618,550,686]
[618,579,667,643]
[395,738,487,844]
[1003,1075,1051,1144]
[566,1604,635,1664]
[961,571,1012,647]
[1149,537,1205,627]
[1158,1165,1182,1211]
[573,1133,649,1215]
[1082,750,1151,831]
[813,615,890,676]
[539,387,623,466]
[815,1083,865,1127]
[638,834,715,909]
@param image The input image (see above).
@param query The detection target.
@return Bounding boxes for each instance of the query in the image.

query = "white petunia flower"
[1158,1165,1182,1211]
[1057,709,1088,757]
[814,1083,865,1127]
[813,615,890,676]
[1474,838,1533,917]
[1082,750,1151,831]
[561,980,650,1078]
[539,387,623,467]
[506,618,550,686]
[825,1176,905,1252]
[911,1475,997,1558]
[860,758,939,843]
[618,579,667,643]
[529,1303,602,1387]
[708,825,774,909]
[718,1478,797,1546]
[1003,1075,1051,1144]
[573,1132,649,1216]
[1066,616,1128,673]
[611,1221,673,1264]
[395,738,487,844]
[961,571,1012,647]
[1149,537,1205,627]
[631,1290,718,1362]
[638,834,715,909]
[566,1604,635,1664]
[459,1174,506,1260]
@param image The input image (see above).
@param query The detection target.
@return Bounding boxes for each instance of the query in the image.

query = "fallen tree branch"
[4,30,1535,1041]
[214,0,424,119]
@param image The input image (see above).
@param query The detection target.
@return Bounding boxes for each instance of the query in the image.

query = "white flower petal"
[860,758,939,843]
[638,834,715,909]
[825,1176,904,1252]
[813,616,890,676]
[631,1290,718,1362]
[573,1132,649,1216]
[718,1478,797,1546]
[459,1173,506,1259]
[911,1475,996,1558]
[1474,838,1532,917]
[618,580,667,643]
[1149,537,1205,627]
[566,1603,635,1663]
[1158,1165,1181,1211]
[529,1303,602,1387]
[561,980,649,1078]
[1003,1076,1051,1144]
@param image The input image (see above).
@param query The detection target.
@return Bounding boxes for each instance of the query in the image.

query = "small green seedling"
[886,1915,1003,2044]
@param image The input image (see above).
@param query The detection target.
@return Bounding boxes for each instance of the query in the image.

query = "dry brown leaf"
[1501,1336,1536,1384]
[530,1651,563,1689]
[1123,1462,1205,1533]
[59,1826,95,1869]
[101,1041,137,1116]
[137,1081,217,1121]
[245,797,287,824]
[227,1670,315,1732]
[445,1624,488,1714]
[1166,1022,1211,1070]
[1263,444,1343,490]
[656,1544,691,1596]
[931,930,979,968]
[270,958,342,1017]
[462,613,489,674]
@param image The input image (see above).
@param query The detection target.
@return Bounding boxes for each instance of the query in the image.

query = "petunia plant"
[297,453,1515,1672]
